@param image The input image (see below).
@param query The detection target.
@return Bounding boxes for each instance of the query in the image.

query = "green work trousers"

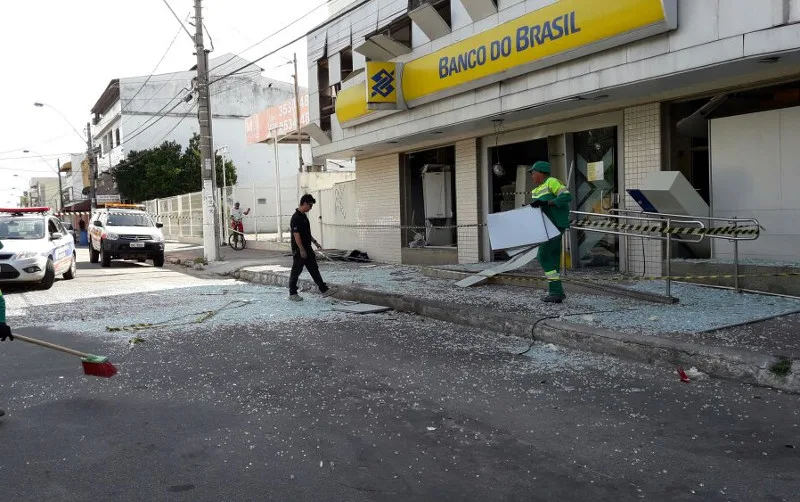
[537,234,564,297]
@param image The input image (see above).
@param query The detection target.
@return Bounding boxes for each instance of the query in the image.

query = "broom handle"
[12,334,90,359]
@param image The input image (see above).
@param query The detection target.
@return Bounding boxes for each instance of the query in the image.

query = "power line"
[0,152,76,161]
[118,17,192,130]
[123,96,193,145]
[161,0,194,42]
[123,86,192,137]
[208,0,372,86]
[120,24,185,121]
[206,0,333,76]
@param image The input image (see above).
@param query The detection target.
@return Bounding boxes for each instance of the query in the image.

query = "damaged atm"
[627,171,712,258]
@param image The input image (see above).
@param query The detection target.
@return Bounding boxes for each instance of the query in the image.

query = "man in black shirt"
[288,194,332,301]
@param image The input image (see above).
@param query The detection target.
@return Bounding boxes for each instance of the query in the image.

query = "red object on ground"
[82,360,118,378]
[677,367,690,383]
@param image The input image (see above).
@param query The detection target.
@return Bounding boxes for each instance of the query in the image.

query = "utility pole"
[56,158,65,213]
[194,0,218,261]
[292,53,304,174]
[86,122,98,212]
[271,128,283,243]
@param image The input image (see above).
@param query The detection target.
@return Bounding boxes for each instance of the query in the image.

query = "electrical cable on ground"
[106,299,253,333]
[516,308,642,355]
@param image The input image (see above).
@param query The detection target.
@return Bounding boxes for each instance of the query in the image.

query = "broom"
[13,334,118,378]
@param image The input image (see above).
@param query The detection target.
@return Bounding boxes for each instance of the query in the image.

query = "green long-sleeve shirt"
[531,177,572,230]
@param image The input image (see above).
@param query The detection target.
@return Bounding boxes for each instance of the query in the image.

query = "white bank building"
[305,0,800,273]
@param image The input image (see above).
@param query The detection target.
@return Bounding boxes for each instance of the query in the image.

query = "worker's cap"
[527,161,551,174]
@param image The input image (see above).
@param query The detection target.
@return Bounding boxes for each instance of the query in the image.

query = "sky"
[0,0,332,207]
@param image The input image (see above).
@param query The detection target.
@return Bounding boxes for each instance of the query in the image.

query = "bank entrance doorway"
[571,126,619,270]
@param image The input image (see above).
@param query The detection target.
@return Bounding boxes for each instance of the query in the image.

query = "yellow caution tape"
[571,219,759,237]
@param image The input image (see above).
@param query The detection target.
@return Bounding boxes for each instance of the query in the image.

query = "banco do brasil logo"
[370,69,395,98]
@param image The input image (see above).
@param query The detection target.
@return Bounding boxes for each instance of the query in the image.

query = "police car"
[88,204,166,267]
[0,207,77,289]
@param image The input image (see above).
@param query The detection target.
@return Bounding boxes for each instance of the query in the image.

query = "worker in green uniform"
[529,161,572,303]
[0,240,13,418]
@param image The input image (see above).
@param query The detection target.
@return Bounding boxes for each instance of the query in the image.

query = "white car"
[0,207,77,289]
[88,206,166,267]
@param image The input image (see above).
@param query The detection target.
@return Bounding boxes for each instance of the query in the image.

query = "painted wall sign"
[246,95,310,144]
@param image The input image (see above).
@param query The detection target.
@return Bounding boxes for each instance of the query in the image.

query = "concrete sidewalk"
[165,245,800,393]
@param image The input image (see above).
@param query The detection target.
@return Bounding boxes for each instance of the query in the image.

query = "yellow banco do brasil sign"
[403,0,671,104]
[336,0,674,123]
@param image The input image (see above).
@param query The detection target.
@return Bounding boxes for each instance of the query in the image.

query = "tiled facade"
[455,139,480,264]
[355,153,402,263]
[624,104,663,276]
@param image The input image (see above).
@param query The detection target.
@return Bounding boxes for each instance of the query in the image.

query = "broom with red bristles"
[13,334,118,378]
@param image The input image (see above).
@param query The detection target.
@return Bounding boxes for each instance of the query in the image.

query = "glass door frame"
[478,111,627,267]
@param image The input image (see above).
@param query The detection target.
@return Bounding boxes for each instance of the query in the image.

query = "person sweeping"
[529,161,572,303]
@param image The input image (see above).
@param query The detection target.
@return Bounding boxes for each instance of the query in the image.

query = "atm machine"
[627,171,711,257]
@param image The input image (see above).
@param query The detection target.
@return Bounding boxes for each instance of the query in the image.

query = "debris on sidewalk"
[332,303,391,315]
[685,367,707,380]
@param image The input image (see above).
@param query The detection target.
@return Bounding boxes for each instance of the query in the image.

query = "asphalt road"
[0,248,798,501]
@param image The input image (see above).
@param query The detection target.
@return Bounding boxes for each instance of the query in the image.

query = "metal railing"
[571,209,762,298]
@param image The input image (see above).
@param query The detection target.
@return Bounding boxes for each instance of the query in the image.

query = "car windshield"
[106,212,154,227]
[0,216,45,240]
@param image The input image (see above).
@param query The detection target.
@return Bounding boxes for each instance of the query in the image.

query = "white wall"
[312,180,360,250]
[710,106,800,263]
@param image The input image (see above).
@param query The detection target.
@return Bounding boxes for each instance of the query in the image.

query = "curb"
[232,268,798,394]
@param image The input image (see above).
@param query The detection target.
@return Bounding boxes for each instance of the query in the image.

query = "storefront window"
[400,146,456,248]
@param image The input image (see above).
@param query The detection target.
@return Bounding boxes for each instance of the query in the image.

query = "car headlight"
[105,232,119,240]
[15,251,40,260]
[153,234,164,242]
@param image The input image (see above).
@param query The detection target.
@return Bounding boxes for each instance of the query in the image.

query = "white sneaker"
[289,294,303,302]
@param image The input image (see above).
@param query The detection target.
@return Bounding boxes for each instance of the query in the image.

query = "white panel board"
[710,106,800,262]
[455,245,539,288]
[487,206,560,251]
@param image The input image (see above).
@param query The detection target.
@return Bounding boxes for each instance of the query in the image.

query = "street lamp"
[34,101,97,210]
[23,149,65,212]
[33,102,86,143]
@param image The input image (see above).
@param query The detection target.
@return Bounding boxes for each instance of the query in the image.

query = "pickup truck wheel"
[101,243,111,268]
[153,253,165,268]
[89,244,99,264]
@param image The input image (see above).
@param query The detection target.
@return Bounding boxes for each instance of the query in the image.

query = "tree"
[180,133,237,191]
[112,134,237,201]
